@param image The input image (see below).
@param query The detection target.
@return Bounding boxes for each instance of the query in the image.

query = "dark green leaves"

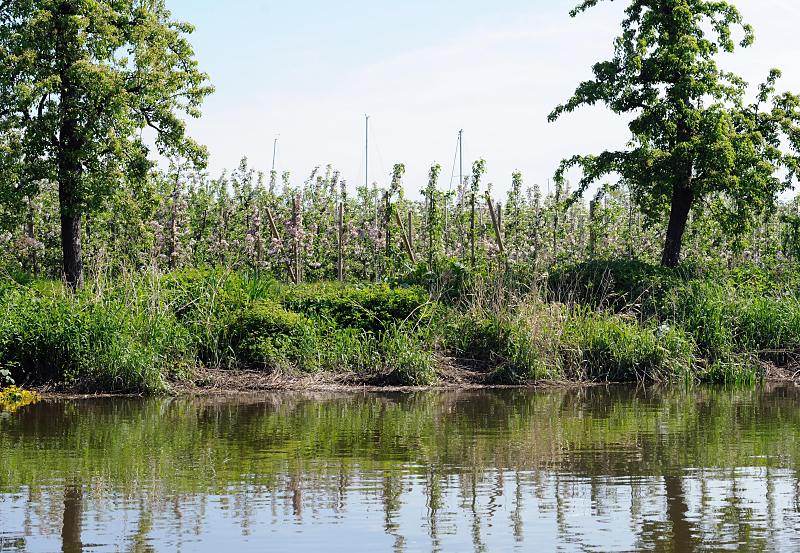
[551,0,800,262]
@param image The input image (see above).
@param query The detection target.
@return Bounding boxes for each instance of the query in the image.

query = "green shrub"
[443,301,695,383]
[442,308,553,384]
[396,259,476,303]
[665,280,800,375]
[279,283,429,333]
[317,327,381,373]
[225,300,320,372]
[159,268,279,366]
[665,281,734,362]
[548,259,686,313]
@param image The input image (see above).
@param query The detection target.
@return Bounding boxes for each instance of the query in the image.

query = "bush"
[664,280,800,377]
[279,282,429,333]
[376,327,438,386]
[443,306,555,384]
[225,300,320,372]
[443,300,694,384]
[160,268,279,366]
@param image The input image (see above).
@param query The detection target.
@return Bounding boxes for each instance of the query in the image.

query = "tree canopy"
[0,0,212,286]
[549,0,800,267]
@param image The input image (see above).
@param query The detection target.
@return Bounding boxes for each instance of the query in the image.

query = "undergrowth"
[1,260,798,392]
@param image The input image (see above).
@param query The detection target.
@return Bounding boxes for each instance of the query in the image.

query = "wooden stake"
[407,211,413,253]
[394,209,417,264]
[589,198,597,258]
[470,192,476,268]
[292,194,302,284]
[337,203,345,282]
[486,192,505,255]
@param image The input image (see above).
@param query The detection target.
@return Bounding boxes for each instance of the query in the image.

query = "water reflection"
[1,386,800,551]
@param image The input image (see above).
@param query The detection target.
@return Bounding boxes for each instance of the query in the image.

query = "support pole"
[486,192,505,255]
[394,209,417,264]
[337,203,345,281]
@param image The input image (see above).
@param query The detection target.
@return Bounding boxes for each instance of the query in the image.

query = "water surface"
[2,386,800,552]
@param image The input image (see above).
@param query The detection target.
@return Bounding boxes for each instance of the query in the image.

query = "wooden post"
[443,201,449,257]
[486,192,505,255]
[394,209,417,264]
[337,203,345,282]
[255,206,264,268]
[470,192,476,268]
[292,194,302,284]
[589,198,597,258]
[496,203,503,246]
[384,191,391,259]
[407,211,413,254]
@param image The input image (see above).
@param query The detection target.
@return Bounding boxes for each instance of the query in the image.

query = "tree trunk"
[59,201,83,289]
[661,183,694,268]
[56,2,84,289]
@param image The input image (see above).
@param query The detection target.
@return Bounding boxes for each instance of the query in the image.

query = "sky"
[166,0,800,198]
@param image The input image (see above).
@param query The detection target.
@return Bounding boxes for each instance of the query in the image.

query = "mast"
[365,114,370,188]
[458,129,463,187]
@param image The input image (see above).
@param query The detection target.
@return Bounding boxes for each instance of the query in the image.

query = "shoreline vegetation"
[5,2,800,397]
[4,260,800,395]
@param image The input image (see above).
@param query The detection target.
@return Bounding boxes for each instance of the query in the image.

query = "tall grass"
[2,261,799,392]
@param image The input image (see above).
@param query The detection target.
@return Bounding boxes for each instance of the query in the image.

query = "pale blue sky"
[166,0,800,196]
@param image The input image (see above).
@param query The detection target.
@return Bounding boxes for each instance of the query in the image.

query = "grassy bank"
[1,261,799,393]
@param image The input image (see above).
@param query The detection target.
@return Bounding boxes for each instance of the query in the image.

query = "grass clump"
[560,311,695,382]
[550,260,800,383]
[548,259,686,313]
[444,299,694,384]
[225,298,437,385]
[0,288,192,392]
[374,326,438,386]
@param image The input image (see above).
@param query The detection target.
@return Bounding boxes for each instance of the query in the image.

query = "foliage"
[550,0,800,266]
[226,300,318,372]
[444,298,694,384]
[0,286,191,392]
[279,282,429,333]
[0,0,213,286]
[0,386,39,413]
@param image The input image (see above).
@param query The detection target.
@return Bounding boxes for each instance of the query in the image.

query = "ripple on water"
[2,386,800,551]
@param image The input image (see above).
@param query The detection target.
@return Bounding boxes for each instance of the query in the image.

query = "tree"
[0,0,212,287]
[549,0,800,267]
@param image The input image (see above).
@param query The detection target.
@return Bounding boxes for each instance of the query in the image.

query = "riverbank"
[3,261,800,394]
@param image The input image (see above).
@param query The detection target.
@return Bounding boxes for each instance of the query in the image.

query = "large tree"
[0,0,212,287]
[549,0,800,267]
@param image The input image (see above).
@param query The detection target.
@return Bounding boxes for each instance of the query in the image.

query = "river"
[1,386,799,551]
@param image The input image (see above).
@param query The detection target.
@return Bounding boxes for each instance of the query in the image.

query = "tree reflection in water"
[1,386,799,551]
